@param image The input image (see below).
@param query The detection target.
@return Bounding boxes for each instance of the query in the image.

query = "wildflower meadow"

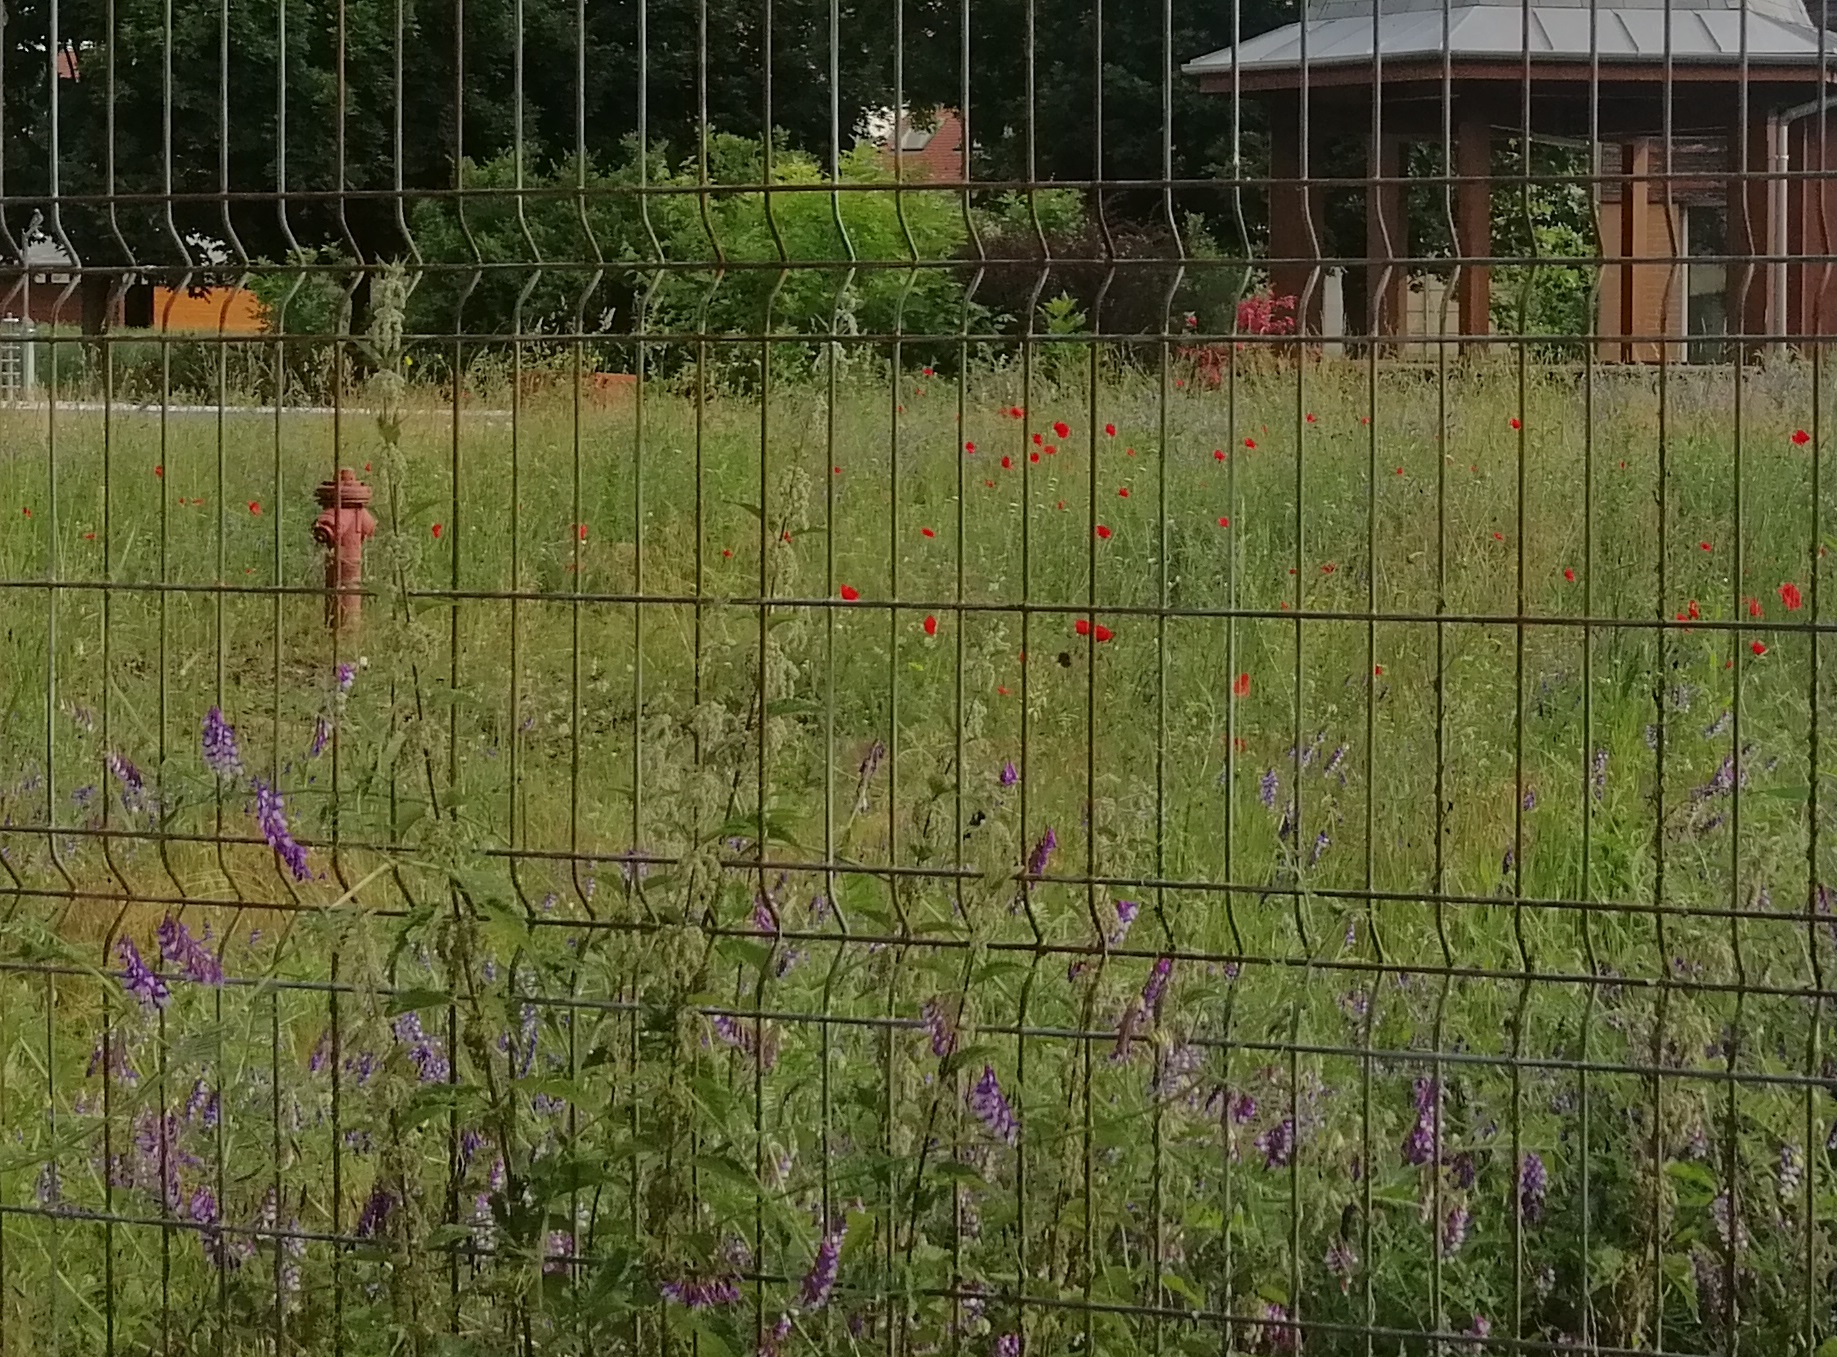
[3,334,1837,1356]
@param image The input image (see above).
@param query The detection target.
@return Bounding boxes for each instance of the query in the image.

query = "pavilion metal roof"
[1183,0,1835,72]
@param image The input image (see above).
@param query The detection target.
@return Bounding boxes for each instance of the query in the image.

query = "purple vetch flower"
[185,1077,220,1126]
[1778,1143,1803,1201]
[1592,747,1608,801]
[1521,789,1537,812]
[1249,1301,1298,1354]
[117,937,169,1011]
[854,740,886,810]
[1228,1091,1257,1125]
[1463,1314,1493,1345]
[1141,956,1173,1010]
[393,1011,451,1083]
[336,662,357,693]
[355,1187,396,1239]
[252,779,311,881]
[921,998,958,1059]
[1322,744,1346,779]
[711,1014,777,1069]
[459,1128,488,1172]
[1692,1247,1724,1322]
[1703,709,1732,740]
[201,707,243,780]
[1325,1236,1358,1292]
[309,716,332,759]
[1309,829,1330,865]
[1710,1192,1747,1250]
[660,1275,742,1309]
[544,1230,575,1275]
[1256,1117,1295,1169]
[1441,1202,1471,1257]
[968,1065,1019,1146]
[1110,899,1139,945]
[1026,827,1056,881]
[157,915,223,986]
[1447,1151,1476,1191]
[1402,1077,1440,1167]
[999,760,1018,789]
[799,1220,847,1310]
[994,1335,1023,1357]
[104,752,147,812]
[1259,768,1278,808]
[1519,1151,1548,1224]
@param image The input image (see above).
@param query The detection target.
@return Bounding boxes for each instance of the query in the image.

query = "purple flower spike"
[1141,956,1173,1010]
[104,752,147,813]
[201,707,243,780]
[799,1220,847,1310]
[1519,1151,1548,1224]
[157,915,223,986]
[252,779,311,881]
[968,1064,1019,1147]
[995,1334,1023,1357]
[118,937,169,1011]
[999,760,1018,789]
[1442,1202,1471,1257]
[355,1187,395,1238]
[1027,827,1056,880]
[660,1275,742,1309]
[921,998,958,1059]
[1256,1117,1295,1169]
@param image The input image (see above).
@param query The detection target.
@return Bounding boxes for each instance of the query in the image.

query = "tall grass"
[1,349,1834,1355]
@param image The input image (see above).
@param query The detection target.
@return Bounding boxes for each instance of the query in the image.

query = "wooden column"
[1269,95,1325,336]
[1366,130,1409,344]
[1620,138,1652,363]
[1727,105,1776,344]
[1790,117,1837,338]
[1455,101,1492,351]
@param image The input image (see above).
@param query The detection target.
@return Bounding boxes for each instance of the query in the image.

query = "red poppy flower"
[1780,581,1803,610]
[1748,597,1763,617]
[154,464,164,478]
[781,528,793,542]
[1509,417,1521,430]
[1753,640,1768,655]
[249,501,262,515]
[1214,450,1226,462]
[833,465,842,475]
[839,585,860,601]
[1030,452,1040,463]
[1243,437,1256,449]
[1075,618,1093,636]
[1117,487,1129,498]
[1360,416,1370,426]
[1104,423,1116,437]
[1176,380,1186,388]
[1033,433,1044,446]
[1700,541,1712,552]
[82,530,95,540]
[1493,532,1503,541]
[1305,413,1317,424]
[1057,501,1066,511]
[431,523,443,539]
[21,507,30,517]
[1374,664,1385,676]
[364,462,372,472]
[922,366,934,377]
[1044,445,1056,456]
[897,404,906,414]
[1001,456,1013,469]
[722,548,734,558]
[1095,525,1112,540]
[1395,467,1403,476]
[923,614,938,636]
[1217,516,1230,528]
[965,441,976,453]
[577,523,588,541]
[998,685,1010,696]
[1094,624,1113,643]
[1321,561,1336,574]
[1793,428,1811,445]
[1126,448,1136,457]
[1053,422,1069,439]
[1232,672,1250,698]
[985,480,996,489]
[1687,600,1701,620]
[1563,568,1575,582]
[1009,406,1024,419]
[921,527,936,539]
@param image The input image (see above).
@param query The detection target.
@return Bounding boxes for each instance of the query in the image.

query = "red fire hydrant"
[312,469,377,630]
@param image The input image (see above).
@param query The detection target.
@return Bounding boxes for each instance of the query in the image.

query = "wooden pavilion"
[1185,0,1837,359]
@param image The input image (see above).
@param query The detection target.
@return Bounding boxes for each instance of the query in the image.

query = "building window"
[1685,205,1728,364]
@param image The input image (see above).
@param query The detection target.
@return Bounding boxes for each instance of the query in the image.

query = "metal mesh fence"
[3,1,1837,1354]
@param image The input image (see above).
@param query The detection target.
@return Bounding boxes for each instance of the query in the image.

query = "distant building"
[878,110,968,183]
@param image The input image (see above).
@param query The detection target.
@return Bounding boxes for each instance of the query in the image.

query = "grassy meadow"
[2,345,1837,1356]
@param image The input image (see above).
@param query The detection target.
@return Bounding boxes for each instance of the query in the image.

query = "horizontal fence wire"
[2,0,1837,1354]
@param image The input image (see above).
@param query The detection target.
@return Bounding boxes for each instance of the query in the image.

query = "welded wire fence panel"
[3,0,1837,1354]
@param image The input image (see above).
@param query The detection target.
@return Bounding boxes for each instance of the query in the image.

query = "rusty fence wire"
[5,0,1837,1353]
